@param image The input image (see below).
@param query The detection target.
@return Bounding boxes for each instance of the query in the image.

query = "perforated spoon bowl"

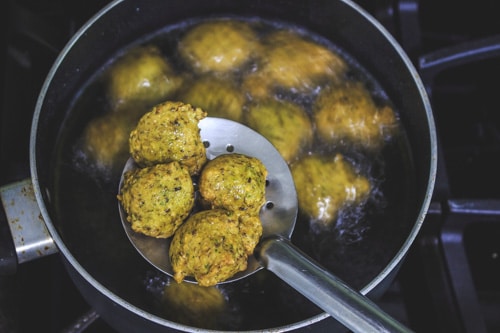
[118,117,297,282]
[118,117,413,333]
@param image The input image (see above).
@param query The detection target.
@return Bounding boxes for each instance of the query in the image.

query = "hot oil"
[52,15,414,329]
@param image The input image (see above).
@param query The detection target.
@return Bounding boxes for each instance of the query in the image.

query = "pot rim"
[29,0,437,331]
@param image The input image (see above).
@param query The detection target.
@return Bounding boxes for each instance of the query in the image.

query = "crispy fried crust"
[129,101,207,174]
[199,154,267,214]
[169,209,248,287]
[118,161,194,238]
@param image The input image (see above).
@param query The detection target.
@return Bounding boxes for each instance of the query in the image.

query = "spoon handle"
[256,236,413,333]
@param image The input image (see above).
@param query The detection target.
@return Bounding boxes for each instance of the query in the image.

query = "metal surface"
[257,236,413,332]
[61,309,101,333]
[0,179,57,264]
[440,200,497,333]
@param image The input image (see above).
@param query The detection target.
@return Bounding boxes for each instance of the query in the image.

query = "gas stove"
[1,0,499,332]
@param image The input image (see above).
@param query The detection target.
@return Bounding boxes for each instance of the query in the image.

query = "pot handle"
[418,34,500,93]
[0,179,58,275]
[256,236,413,333]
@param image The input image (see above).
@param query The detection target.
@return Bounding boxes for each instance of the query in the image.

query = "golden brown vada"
[178,20,260,74]
[313,82,398,150]
[199,153,268,215]
[106,45,184,113]
[243,29,347,97]
[177,75,246,122]
[81,112,134,172]
[244,98,313,163]
[162,281,227,328]
[169,209,249,287]
[291,153,371,228]
[129,101,207,175]
[118,161,194,238]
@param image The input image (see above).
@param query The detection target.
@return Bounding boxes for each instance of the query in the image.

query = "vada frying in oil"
[291,153,371,229]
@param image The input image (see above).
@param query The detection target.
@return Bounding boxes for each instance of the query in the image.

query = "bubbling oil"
[74,17,399,242]
[51,15,413,329]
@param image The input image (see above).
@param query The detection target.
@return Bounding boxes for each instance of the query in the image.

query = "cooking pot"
[0,0,436,332]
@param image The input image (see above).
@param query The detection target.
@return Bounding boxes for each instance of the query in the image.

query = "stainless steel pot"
[0,0,437,331]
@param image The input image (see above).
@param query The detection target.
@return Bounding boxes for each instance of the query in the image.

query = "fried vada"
[129,101,207,175]
[291,153,371,228]
[313,82,398,150]
[162,281,227,328]
[106,45,184,114]
[237,214,263,256]
[81,112,134,172]
[243,29,347,97]
[199,153,268,215]
[118,161,194,238]
[169,209,249,287]
[178,20,260,74]
[177,75,246,122]
[244,98,313,163]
